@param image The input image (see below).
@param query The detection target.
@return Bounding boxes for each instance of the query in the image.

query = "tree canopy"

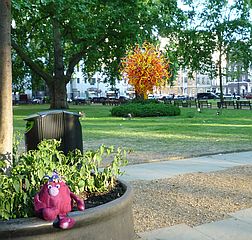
[162,0,252,99]
[12,0,184,108]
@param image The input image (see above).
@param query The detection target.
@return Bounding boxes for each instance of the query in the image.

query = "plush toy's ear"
[52,170,60,179]
[43,171,62,183]
[43,175,50,180]
[42,175,50,184]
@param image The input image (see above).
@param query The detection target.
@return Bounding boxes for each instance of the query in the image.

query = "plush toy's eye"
[56,184,60,189]
[48,185,52,189]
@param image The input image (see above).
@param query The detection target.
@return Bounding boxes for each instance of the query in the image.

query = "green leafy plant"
[0,139,128,220]
[111,102,181,117]
[13,131,23,167]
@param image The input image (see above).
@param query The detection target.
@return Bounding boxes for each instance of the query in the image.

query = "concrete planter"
[0,180,135,240]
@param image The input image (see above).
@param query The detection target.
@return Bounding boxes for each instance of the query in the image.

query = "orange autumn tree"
[121,42,171,99]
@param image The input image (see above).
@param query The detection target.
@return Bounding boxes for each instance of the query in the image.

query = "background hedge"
[111,101,180,117]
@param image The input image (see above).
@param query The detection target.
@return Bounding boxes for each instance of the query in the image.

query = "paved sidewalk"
[120,151,252,240]
[121,151,252,181]
[138,208,252,240]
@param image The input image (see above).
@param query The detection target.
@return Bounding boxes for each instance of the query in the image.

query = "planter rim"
[0,179,133,236]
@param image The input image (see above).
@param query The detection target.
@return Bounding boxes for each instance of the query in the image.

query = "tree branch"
[12,41,53,84]
[65,49,87,81]
[66,35,107,82]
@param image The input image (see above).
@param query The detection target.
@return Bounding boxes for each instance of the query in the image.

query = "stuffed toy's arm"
[70,192,85,211]
[34,193,47,212]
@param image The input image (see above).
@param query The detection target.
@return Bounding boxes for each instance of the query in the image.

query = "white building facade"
[66,53,252,99]
[66,63,135,100]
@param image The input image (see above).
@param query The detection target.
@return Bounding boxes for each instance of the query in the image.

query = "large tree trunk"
[48,78,69,109]
[12,14,87,110]
[0,0,13,170]
[49,18,69,109]
[11,41,69,109]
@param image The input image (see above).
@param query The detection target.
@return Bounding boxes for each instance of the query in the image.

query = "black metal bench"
[187,100,198,108]
[217,100,236,109]
[236,100,251,109]
[198,100,212,108]
[104,99,120,106]
[173,100,183,107]
[173,100,197,108]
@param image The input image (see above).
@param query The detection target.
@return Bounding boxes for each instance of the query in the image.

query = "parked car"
[158,95,174,101]
[245,93,252,99]
[91,97,107,104]
[148,94,156,99]
[118,96,129,101]
[32,97,43,104]
[174,95,188,100]
[223,94,241,100]
[223,94,233,100]
[73,96,87,104]
[197,92,220,100]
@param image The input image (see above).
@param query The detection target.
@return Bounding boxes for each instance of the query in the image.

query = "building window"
[77,64,80,72]
[84,78,87,83]
[89,78,96,85]
[77,78,80,84]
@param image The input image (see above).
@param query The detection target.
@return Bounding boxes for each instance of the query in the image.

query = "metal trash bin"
[24,110,83,154]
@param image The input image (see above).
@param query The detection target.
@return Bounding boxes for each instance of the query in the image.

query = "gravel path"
[131,165,252,233]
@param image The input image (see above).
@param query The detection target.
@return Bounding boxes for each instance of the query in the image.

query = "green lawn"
[13,104,252,164]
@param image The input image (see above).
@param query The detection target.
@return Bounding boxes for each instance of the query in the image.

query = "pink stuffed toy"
[34,171,85,229]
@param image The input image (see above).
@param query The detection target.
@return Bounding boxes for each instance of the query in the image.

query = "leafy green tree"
[163,0,252,101]
[227,39,252,92]
[0,0,13,170]
[12,0,184,109]
[164,29,215,76]
[200,0,251,100]
[12,54,31,94]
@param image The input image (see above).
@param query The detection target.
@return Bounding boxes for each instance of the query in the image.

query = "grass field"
[13,103,252,164]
